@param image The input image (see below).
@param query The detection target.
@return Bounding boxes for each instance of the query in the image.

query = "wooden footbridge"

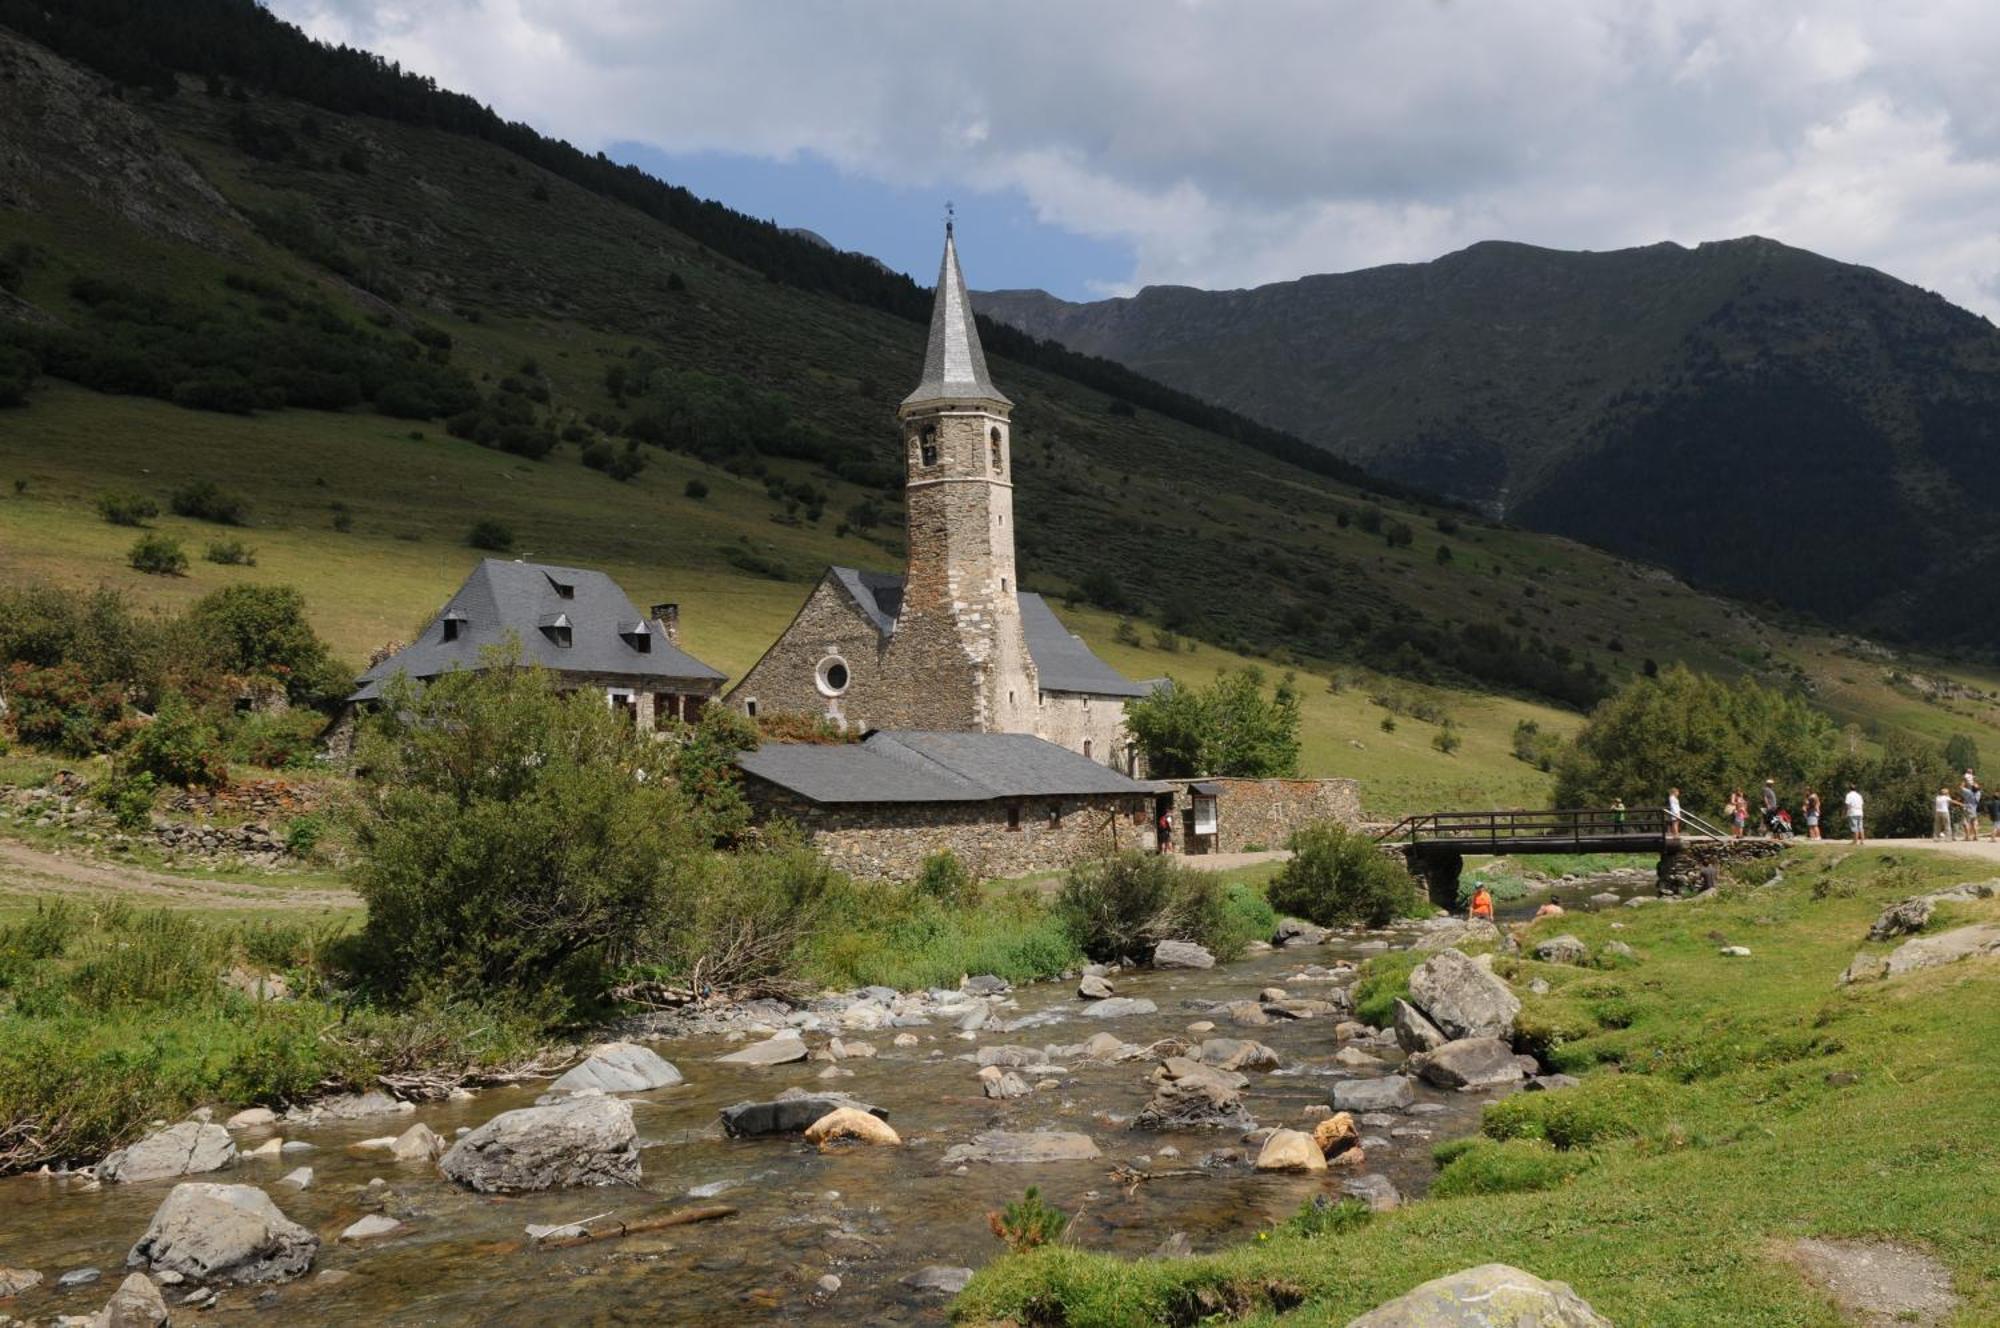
[1375,807,1731,907]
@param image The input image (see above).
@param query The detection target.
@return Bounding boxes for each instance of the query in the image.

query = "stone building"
[340,559,725,731]
[737,730,1154,880]
[728,224,1147,770]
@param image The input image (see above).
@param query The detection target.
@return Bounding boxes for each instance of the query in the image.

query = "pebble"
[816,1274,841,1295]
[57,1268,101,1289]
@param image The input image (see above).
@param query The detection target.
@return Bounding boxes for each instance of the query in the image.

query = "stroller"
[1764,807,1795,839]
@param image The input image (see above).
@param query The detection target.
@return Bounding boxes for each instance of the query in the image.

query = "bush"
[1430,723,1463,755]
[228,710,322,769]
[203,538,257,566]
[1276,1194,1372,1240]
[127,533,188,576]
[168,479,249,526]
[466,518,514,551]
[989,1187,1069,1253]
[684,479,709,500]
[913,850,977,908]
[185,585,345,706]
[1267,822,1421,927]
[92,767,157,829]
[283,813,326,858]
[122,695,228,790]
[95,491,159,527]
[1057,852,1240,963]
[2,661,128,754]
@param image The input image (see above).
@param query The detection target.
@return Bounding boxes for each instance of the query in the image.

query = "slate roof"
[902,224,1012,410]
[738,731,1150,804]
[825,569,1146,699]
[349,559,725,702]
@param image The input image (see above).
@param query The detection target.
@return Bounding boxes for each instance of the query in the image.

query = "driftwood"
[371,1047,581,1101]
[1108,1164,1208,1196]
[528,1205,736,1248]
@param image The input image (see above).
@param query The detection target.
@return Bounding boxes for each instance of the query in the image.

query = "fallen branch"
[1108,1164,1207,1196]
[528,1205,736,1248]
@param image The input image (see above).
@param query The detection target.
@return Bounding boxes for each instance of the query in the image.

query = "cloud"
[270,0,2000,317]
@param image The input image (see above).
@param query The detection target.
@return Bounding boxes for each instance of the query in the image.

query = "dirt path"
[0,838,361,912]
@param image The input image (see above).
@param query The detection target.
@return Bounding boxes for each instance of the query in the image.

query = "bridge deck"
[1377,808,1702,858]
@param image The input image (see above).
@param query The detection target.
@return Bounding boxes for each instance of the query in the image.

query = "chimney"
[650,602,679,644]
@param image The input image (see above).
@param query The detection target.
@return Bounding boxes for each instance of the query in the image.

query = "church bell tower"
[887,221,1038,733]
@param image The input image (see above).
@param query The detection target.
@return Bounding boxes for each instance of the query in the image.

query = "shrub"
[95,491,159,526]
[1057,852,1237,963]
[127,533,188,576]
[2,661,128,754]
[169,479,249,526]
[684,478,710,500]
[989,1187,1069,1253]
[1430,723,1463,755]
[228,709,322,769]
[1349,950,1421,1028]
[1267,822,1421,927]
[466,518,514,552]
[92,767,157,830]
[122,695,228,790]
[203,538,256,566]
[185,585,345,705]
[913,850,977,908]
[1276,1194,1372,1240]
[1429,1138,1590,1197]
[283,813,326,857]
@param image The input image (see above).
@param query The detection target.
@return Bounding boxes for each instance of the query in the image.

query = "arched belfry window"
[920,427,938,468]
[989,425,1004,473]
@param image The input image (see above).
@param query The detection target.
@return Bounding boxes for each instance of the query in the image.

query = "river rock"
[962,974,1011,995]
[304,1090,413,1122]
[1413,918,1501,952]
[128,1183,318,1285]
[804,1108,901,1147]
[1875,924,2000,980]
[1342,1173,1403,1211]
[1274,919,1330,947]
[1313,1112,1360,1157]
[552,1042,684,1094]
[1151,1056,1248,1092]
[225,1108,278,1131]
[1152,940,1215,969]
[278,1167,312,1190]
[1602,940,1636,960]
[976,1044,1041,1067]
[1392,999,1447,1053]
[1081,997,1157,1019]
[1409,1038,1528,1090]
[1343,1262,1611,1326]
[1590,892,1621,907]
[100,1122,236,1184]
[980,1068,1032,1100]
[1265,997,1341,1019]
[1077,974,1114,999]
[715,1031,809,1065]
[718,1091,888,1138]
[1533,935,1589,966]
[1223,1000,1272,1026]
[0,1267,42,1297]
[1332,1076,1416,1113]
[389,1123,443,1163]
[902,1265,974,1294]
[439,1095,639,1193]
[90,1272,169,1328]
[1408,949,1520,1041]
[339,1215,401,1241]
[1254,1128,1326,1173]
[1131,1076,1255,1132]
[1527,1074,1581,1093]
[1719,945,1752,957]
[942,1130,1101,1166]
[1198,1037,1281,1072]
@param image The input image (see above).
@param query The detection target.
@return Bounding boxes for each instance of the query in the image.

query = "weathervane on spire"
[945,200,954,237]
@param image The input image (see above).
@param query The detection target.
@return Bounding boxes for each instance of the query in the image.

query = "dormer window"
[544,573,575,599]
[538,612,572,648]
[440,609,468,643]
[620,620,652,654]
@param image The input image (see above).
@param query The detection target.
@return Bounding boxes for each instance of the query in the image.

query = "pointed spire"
[902,221,1011,410]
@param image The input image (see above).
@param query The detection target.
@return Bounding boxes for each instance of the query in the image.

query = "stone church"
[728,224,1148,771]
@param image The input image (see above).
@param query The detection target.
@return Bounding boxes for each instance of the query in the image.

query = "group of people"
[1668,781,1865,843]
[1929,771,1992,841]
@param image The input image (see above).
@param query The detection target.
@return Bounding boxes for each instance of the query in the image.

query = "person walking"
[1961,773,1982,842]
[1934,787,1954,840]
[1844,785,1865,845]
[1760,779,1779,833]
[1666,787,1683,839]
[1804,788,1822,840]
[1729,789,1748,838]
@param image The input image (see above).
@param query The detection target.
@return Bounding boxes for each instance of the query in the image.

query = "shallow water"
[5,878,1651,1325]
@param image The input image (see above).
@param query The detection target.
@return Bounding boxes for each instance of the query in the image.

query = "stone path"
[1783,1238,1958,1326]
[0,838,361,912]
[1793,837,2000,863]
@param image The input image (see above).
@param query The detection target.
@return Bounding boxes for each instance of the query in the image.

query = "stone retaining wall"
[1170,777,1364,854]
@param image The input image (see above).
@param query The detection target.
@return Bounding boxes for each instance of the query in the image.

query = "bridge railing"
[1374,807,1677,846]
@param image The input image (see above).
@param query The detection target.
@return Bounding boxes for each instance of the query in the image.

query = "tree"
[1553,664,1837,817]
[1125,666,1302,778]
[184,584,344,704]
[352,659,704,1008]
[1267,822,1420,927]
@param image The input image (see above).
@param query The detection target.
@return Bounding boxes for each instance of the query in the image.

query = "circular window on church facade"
[816,656,851,697]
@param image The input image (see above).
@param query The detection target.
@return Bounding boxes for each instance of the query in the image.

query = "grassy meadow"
[957,847,2000,1326]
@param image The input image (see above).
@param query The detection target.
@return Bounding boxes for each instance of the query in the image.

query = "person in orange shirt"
[1469,883,1494,920]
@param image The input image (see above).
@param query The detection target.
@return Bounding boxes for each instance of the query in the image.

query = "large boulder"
[551,1042,684,1094]
[127,1183,317,1286]
[1342,1263,1611,1326]
[941,1130,1101,1166]
[1409,1038,1528,1090]
[1198,1038,1282,1072]
[1843,924,2000,986]
[1254,1129,1326,1173]
[1392,999,1447,1054]
[1408,949,1521,1042]
[438,1095,639,1193]
[1077,974,1114,999]
[1150,1057,1247,1092]
[1413,918,1502,953]
[1152,940,1215,969]
[719,1091,888,1138]
[91,1272,169,1328]
[803,1108,900,1148]
[1132,1076,1256,1132]
[1332,1076,1416,1113]
[1532,935,1589,966]
[715,1031,809,1065]
[100,1122,236,1184]
[1273,919,1330,947]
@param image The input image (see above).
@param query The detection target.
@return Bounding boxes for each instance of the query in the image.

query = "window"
[745,698,759,718]
[1000,576,1008,592]
[608,690,637,724]
[1006,803,1021,831]
[442,619,460,643]
[989,427,1003,473]
[920,427,938,468]
[544,573,575,599]
[1048,802,1062,828]
[816,655,851,697]
[1083,738,1093,760]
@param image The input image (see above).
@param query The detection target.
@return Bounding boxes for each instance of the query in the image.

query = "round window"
[816,656,851,696]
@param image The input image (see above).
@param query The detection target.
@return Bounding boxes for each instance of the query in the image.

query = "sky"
[270,1,2000,318]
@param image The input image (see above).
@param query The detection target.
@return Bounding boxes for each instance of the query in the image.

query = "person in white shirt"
[1844,786,1865,845]
[1933,788,1954,840]
[1666,787,1682,839]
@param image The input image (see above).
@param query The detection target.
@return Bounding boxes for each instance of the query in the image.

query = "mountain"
[979,240,2000,652]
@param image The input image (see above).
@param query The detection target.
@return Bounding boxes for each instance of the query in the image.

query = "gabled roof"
[902,224,1011,410]
[737,731,1149,804]
[824,568,1146,698]
[349,559,725,702]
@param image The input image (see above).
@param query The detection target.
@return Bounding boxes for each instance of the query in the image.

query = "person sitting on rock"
[1469,883,1494,920]
[1534,894,1565,920]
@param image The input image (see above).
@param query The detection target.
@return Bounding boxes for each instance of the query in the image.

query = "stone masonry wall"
[1037,692,1135,771]
[728,574,895,729]
[744,782,1153,882]
[1173,777,1364,854]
